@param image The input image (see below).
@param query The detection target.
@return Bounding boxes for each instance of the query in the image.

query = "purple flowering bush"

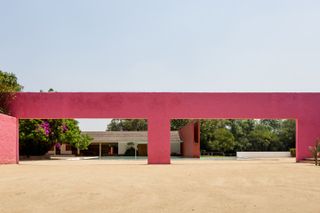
[19,119,52,156]
[40,121,51,136]
[19,119,92,156]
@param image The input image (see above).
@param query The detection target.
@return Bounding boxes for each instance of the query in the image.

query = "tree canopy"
[106,119,190,131]
[200,119,295,154]
[107,119,148,131]
[0,70,23,114]
[207,128,236,155]
[19,119,92,156]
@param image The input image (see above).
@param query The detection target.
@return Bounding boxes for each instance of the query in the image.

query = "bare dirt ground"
[0,158,320,213]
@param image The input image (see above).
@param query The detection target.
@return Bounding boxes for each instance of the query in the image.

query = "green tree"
[247,124,279,151]
[107,119,192,131]
[200,119,295,154]
[277,119,296,150]
[200,119,230,151]
[0,70,23,114]
[107,119,122,131]
[260,119,281,132]
[170,119,190,130]
[19,119,92,156]
[107,119,148,131]
[207,128,236,155]
[230,120,255,151]
[61,119,92,152]
[19,119,51,156]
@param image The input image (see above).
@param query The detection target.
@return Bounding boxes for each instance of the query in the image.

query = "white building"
[81,131,182,157]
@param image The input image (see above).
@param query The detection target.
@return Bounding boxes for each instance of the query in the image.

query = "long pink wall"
[4,92,320,164]
[0,113,18,164]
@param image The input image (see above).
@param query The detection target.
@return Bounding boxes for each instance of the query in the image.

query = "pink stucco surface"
[179,121,200,158]
[0,113,18,164]
[4,92,320,164]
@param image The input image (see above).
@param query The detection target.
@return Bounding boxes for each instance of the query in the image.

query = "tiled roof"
[82,131,182,144]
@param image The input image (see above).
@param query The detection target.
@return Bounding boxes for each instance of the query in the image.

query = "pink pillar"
[0,114,18,164]
[148,117,170,164]
[179,121,200,158]
[296,117,320,161]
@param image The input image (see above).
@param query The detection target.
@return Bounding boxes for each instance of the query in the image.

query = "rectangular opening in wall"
[171,119,296,160]
[18,118,148,163]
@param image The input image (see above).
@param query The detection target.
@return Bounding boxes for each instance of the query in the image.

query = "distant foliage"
[170,119,190,130]
[200,119,295,154]
[0,70,23,114]
[107,119,148,131]
[107,119,190,131]
[207,128,235,155]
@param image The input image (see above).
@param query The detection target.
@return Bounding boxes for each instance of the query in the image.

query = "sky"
[1,0,320,130]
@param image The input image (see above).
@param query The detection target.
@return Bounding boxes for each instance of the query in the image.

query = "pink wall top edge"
[0,113,17,120]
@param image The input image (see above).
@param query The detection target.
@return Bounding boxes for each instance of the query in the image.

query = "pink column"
[148,117,171,164]
[179,121,200,158]
[296,118,320,161]
[0,113,18,164]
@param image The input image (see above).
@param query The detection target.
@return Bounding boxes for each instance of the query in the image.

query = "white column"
[99,143,102,159]
[135,143,137,159]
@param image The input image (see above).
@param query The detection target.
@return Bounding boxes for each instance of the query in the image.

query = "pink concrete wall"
[0,113,18,164]
[179,121,200,158]
[148,117,171,164]
[6,92,320,164]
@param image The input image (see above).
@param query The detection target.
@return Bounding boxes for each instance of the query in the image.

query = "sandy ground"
[0,158,320,213]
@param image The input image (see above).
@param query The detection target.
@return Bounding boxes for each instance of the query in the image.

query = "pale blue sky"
[1,0,320,130]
